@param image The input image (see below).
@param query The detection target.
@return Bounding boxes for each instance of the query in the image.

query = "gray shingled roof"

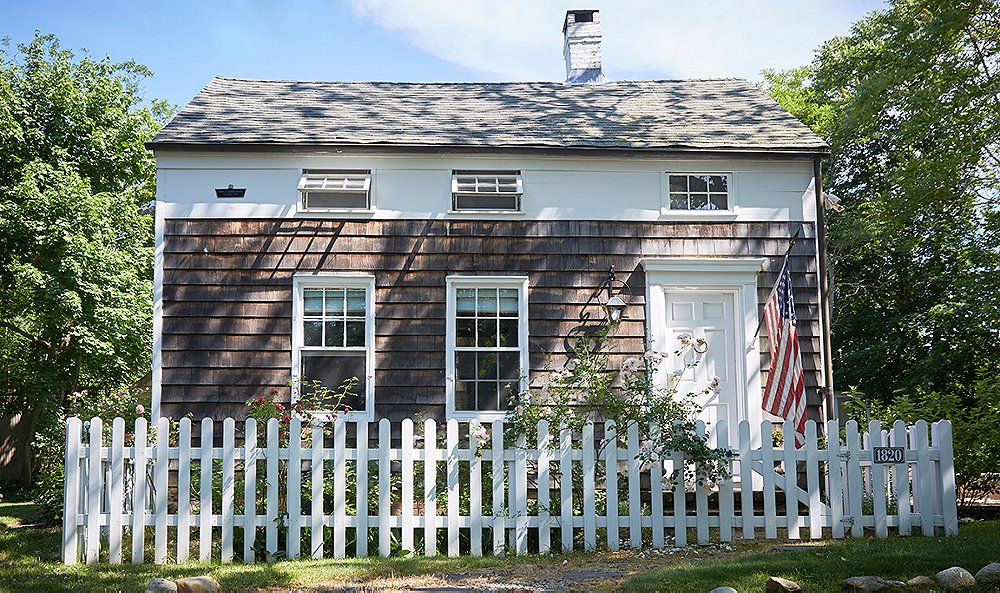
[149,77,828,153]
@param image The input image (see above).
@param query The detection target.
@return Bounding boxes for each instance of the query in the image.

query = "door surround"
[642,257,766,443]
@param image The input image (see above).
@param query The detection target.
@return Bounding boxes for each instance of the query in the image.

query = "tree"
[0,33,170,482]
[762,0,1000,504]
[761,0,1000,404]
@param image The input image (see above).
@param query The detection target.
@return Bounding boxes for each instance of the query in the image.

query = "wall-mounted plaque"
[215,185,246,198]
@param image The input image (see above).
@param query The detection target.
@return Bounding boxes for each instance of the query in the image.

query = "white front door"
[661,290,740,434]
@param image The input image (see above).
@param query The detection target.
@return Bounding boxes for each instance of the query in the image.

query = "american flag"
[762,265,807,446]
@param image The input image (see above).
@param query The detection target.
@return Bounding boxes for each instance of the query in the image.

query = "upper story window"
[451,170,523,212]
[446,276,529,419]
[668,173,731,211]
[298,170,372,211]
[292,274,375,418]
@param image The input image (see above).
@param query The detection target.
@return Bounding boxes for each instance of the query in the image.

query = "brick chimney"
[563,9,606,84]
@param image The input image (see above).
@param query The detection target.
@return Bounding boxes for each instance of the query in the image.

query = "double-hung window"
[292,273,375,418]
[298,169,372,211]
[667,173,731,211]
[451,170,523,212]
[446,276,529,419]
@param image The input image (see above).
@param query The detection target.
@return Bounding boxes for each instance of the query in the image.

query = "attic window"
[451,171,523,212]
[668,174,731,211]
[298,170,371,211]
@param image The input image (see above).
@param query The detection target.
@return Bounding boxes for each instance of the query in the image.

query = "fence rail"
[62,416,958,565]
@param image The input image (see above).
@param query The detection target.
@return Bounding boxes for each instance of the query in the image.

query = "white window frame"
[291,272,375,420]
[450,170,524,213]
[297,169,374,213]
[661,171,738,219]
[445,275,530,421]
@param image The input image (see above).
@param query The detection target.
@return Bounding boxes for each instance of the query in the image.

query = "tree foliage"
[0,33,170,480]
[762,0,1000,403]
[762,0,1000,502]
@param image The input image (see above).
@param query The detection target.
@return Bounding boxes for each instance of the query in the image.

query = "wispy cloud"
[349,0,883,81]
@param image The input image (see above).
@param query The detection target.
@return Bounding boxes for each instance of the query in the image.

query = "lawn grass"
[3,496,998,592]
[621,520,1000,591]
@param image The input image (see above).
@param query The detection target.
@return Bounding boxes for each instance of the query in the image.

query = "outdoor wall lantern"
[601,266,629,325]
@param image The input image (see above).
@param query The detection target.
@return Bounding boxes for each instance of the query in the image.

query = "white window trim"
[660,171,738,219]
[450,170,524,213]
[445,275,530,421]
[291,272,375,421]
[297,169,376,214]
[641,257,765,448]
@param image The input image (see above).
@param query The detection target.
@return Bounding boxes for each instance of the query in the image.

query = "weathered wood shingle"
[160,219,823,422]
[149,78,828,153]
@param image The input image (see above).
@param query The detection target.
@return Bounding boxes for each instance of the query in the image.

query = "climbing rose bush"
[507,327,730,485]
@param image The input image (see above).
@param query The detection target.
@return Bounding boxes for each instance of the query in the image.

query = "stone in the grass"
[709,587,738,593]
[975,563,1000,589]
[146,578,178,593]
[840,576,903,590]
[765,576,803,592]
[935,567,976,590]
[906,576,936,587]
[175,576,221,593]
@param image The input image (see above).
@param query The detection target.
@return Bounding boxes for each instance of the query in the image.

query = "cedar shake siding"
[160,219,821,421]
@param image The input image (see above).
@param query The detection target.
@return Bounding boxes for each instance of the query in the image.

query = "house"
[147,10,833,436]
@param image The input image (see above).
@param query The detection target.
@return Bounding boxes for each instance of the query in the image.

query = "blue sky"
[3,0,886,109]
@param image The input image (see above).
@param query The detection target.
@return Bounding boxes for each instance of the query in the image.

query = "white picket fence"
[62,416,958,565]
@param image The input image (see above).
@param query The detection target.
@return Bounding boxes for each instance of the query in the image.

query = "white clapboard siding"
[63,417,960,565]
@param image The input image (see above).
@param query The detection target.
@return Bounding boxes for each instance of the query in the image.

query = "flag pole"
[749,227,801,344]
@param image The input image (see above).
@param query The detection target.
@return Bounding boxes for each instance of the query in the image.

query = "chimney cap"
[563,9,599,33]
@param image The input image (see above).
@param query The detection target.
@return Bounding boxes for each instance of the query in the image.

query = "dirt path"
[255,543,745,592]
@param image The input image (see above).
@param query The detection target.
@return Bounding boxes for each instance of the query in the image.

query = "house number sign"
[872,447,905,464]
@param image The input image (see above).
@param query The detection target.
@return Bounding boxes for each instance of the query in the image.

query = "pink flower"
[270,389,278,395]
[135,404,145,415]
[344,407,349,413]
[276,403,284,411]
[257,395,266,403]
[282,414,291,422]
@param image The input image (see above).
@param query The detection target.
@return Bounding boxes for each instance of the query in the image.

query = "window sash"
[667,173,731,211]
[446,277,528,418]
[452,171,523,211]
[292,274,375,418]
[298,170,372,210]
